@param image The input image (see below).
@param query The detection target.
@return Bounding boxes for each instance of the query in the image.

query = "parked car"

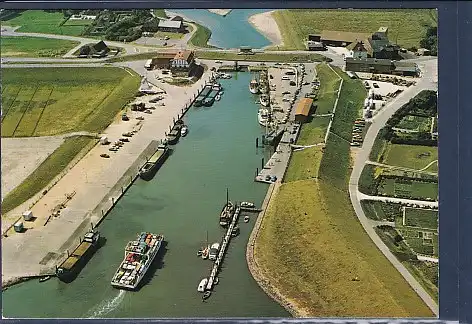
[282,76,290,81]
[373,82,379,88]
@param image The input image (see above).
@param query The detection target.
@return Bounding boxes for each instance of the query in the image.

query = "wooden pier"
[205,206,241,291]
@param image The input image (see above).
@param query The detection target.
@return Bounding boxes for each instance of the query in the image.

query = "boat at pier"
[139,144,170,181]
[198,278,208,292]
[244,216,250,223]
[111,232,164,290]
[209,243,220,261]
[194,84,213,107]
[249,79,260,94]
[258,108,270,127]
[219,201,234,227]
[56,230,101,283]
[181,125,189,137]
[259,94,270,107]
[241,201,255,208]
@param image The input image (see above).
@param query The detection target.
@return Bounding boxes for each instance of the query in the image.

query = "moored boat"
[198,278,208,292]
[56,230,101,283]
[249,79,259,94]
[201,245,210,259]
[215,93,221,101]
[219,201,234,227]
[139,144,170,180]
[244,216,250,223]
[202,291,211,300]
[181,125,188,137]
[209,242,220,261]
[260,94,270,107]
[231,226,240,237]
[241,201,255,208]
[166,129,181,145]
[39,276,51,283]
[258,108,270,127]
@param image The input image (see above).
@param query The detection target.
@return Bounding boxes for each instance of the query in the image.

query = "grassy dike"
[252,67,434,317]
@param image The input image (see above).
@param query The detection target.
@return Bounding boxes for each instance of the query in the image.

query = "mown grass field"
[1,36,79,57]
[384,143,438,172]
[255,180,433,317]
[312,63,340,115]
[296,116,330,145]
[283,146,323,182]
[255,66,433,316]
[189,23,215,48]
[154,31,184,39]
[272,9,437,50]
[195,51,330,63]
[1,136,95,214]
[404,207,438,229]
[2,10,87,36]
[1,67,140,137]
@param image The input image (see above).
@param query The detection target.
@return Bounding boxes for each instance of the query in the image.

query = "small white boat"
[249,79,260,94]
[181,125,188,137]
[260,94,270,107]
[39,276,51,283]
[258,108,270,127]
[198,278,208,292]
[244,216,250,223]
[201,245,210,259]
[215,93,221,101]
[241,201,255,208]
[209,242,220,261]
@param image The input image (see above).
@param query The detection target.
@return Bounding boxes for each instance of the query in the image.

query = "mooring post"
[256,167,259,177]
[261,158,265,169]
[173,117,175,124]
[121,186,124,194]
[101,209,104,217]
[112,197,115,205]
[67,250,69,257]
[256,137,259,148]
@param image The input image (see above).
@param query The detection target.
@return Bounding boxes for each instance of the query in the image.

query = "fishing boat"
[260,94,270,107]
[249,79,259,94]
[244,216,250,223]
[111,232,164,290]
[209,242,220,261]
[258,108,270,127]
[198,278,208,292]
[166,128,181,145]
[212,83,222,91]
[219,188,234,227]
[181,125,188,137]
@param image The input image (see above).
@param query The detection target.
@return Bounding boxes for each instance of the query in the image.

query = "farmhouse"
[171,50,195,70]
[145,52,178,70]
[309,27,399,59]
[345,57,418,76]
[158,19,185,33]
[294,98,314,123]
[307,41,325,51]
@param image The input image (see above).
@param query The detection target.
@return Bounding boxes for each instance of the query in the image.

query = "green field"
[2,10,87,36]
[1,67,140,137]
[404,261,438,303]
[255,180,433,317]
[404,207,438,229]
[272,9,437,50]
[297,116,330,145]
[377,178,438,200]
[327,66,366,142]
[154,31,184,39]
[360,200,402,222]
[283,146,323,182]
[153,9,168,18]
[1,136,95,214]
[1,36,79,57]
[396,115,432,132]
[62,18,95,26]
[384,143,438,172]
[189,23,215,48]
[312,63,340,115]
[195,51,330,63]
[399,228,438,256]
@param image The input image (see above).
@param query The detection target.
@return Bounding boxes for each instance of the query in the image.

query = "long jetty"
[205,205,241,291]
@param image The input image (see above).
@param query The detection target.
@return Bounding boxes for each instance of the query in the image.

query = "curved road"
[349,57,438,314]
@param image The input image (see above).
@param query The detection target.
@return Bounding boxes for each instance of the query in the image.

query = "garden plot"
[395,115,432,132]
[377,177,438,201]
[403,207,438,230]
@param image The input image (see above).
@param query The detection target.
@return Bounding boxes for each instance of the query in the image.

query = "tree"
[420,26,437,56]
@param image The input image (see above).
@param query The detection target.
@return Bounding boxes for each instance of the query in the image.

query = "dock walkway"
[205,206,241,291]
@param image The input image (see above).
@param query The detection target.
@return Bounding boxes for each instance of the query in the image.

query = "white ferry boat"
[111,232,164,290]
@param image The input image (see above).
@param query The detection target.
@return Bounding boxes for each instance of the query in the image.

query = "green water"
[2,72,290,318]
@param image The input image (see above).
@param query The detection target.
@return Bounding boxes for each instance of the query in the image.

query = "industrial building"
[157,19,185,33]
[345,57,419,76]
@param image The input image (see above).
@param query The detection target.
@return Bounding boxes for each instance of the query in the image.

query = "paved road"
[348,57,438,314]
[358,192,438,208]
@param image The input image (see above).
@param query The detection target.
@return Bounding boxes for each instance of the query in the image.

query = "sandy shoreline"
[207,9,232,16]
[246,183,310,318]
[248,10,284,48]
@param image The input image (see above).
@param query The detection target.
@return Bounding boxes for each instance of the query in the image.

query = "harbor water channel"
[170,9,273,49]
[2,72,290,318]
